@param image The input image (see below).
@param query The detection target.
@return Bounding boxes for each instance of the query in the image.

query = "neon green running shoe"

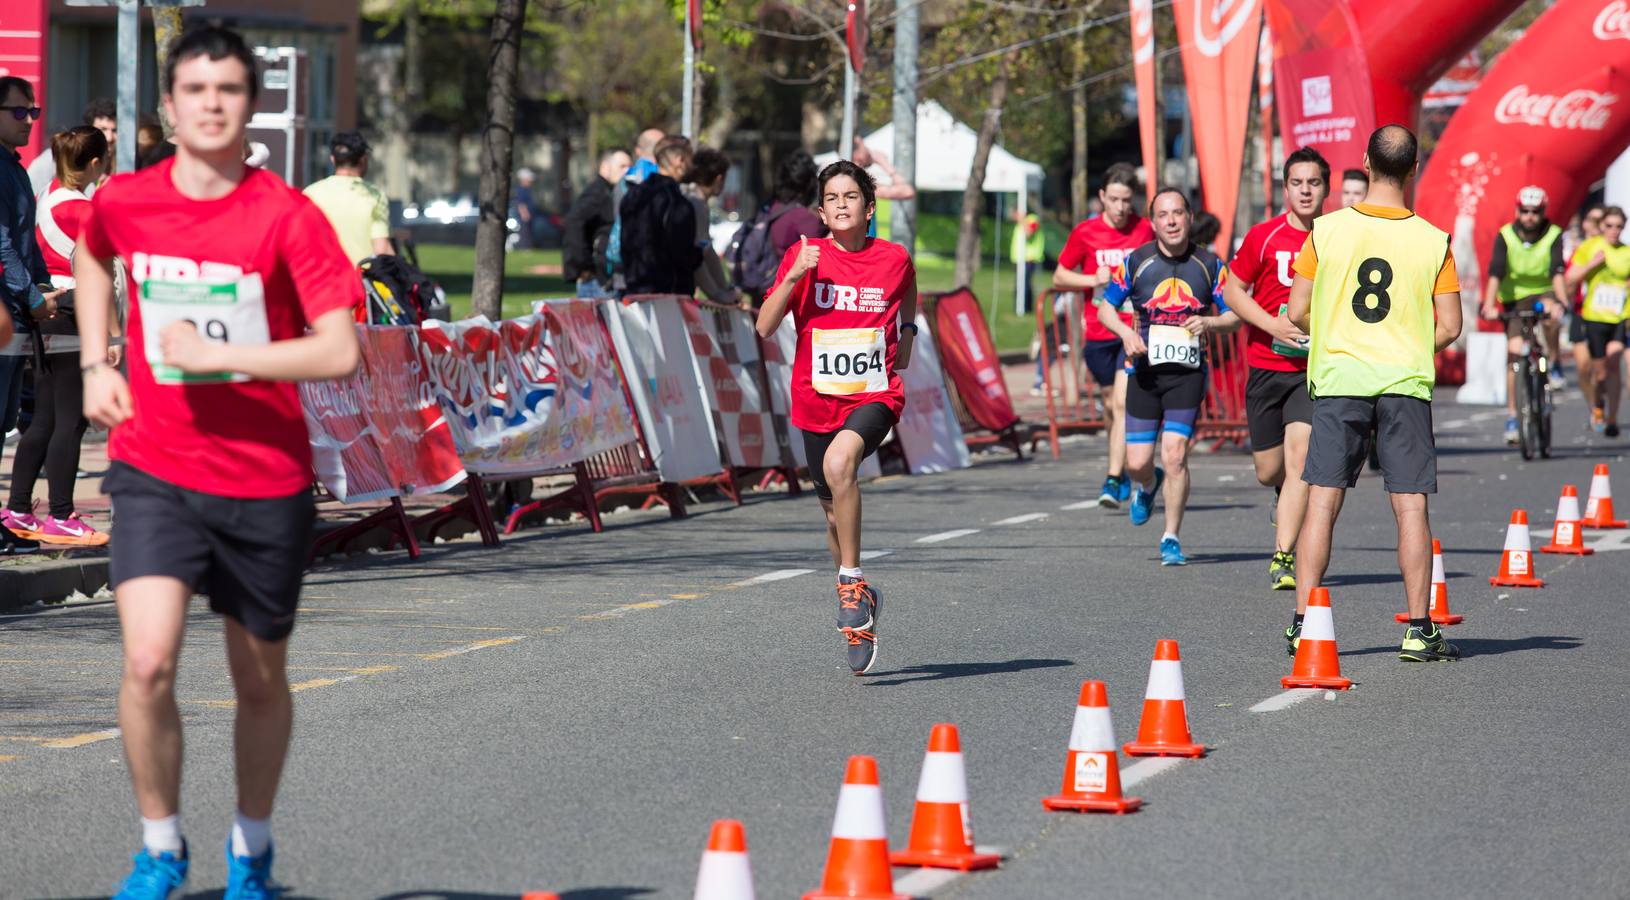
[1269,551,1296,591]
[1284,622,1301,657]
[1399,625,1460,662]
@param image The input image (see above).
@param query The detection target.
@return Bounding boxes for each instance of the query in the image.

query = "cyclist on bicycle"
[1482,186,1566,445]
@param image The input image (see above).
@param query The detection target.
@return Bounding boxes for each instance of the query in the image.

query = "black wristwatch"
[899,322,919,336]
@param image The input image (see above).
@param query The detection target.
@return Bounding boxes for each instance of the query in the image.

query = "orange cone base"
[1041,793,1143,814]
[1541,543,1593,555]
[1490,575,1544,587]
[1281,673,1353,690]
[1584,519,1628,529]
[1395,611,1464,625]
[804,892,911,900]
[1121,741,1206,758]
[888,847,1002,870]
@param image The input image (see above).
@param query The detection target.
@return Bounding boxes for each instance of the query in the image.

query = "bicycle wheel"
[1514,359,1537,460]
[1535,360,1553,458]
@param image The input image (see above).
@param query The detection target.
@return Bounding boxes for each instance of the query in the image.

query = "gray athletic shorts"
[1303,395,1436,494]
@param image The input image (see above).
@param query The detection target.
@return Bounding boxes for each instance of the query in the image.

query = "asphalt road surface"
[4,393,1629,899]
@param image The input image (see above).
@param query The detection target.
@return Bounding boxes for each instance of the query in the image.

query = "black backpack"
[359,254,450,325]
[725,203,798,297]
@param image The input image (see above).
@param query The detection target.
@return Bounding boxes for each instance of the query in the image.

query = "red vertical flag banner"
[0,0,49,163]
[847,0,868,73]
[688,0,703,50]
[1130,0,1160,191]
[1173,0,1263,253]
[1258,23,1276,216]
[1266,0,1373,207]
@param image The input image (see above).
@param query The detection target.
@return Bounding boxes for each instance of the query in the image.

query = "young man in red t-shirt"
[74,27,361,898]
[1053,163,1155,508]
[1223,147,1329,606]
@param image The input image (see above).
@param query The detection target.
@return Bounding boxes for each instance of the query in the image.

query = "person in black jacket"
[563,147,631,298]
[619,136,702,296]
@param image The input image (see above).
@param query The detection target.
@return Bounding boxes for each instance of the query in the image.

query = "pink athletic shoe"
[34,513,109,547]
[1,508,46,539]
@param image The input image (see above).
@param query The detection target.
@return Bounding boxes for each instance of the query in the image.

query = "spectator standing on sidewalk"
[4,127,119,546]
[512,167,541,249]
[620,135,701,296]
[768,150,826,258]
[303,131,393,265]
[29,96,117,196]
[563,147,631,298]
[683,146,744,307]
[1011,202,1045,313]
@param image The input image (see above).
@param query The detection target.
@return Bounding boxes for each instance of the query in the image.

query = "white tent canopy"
[815,100,1044,194]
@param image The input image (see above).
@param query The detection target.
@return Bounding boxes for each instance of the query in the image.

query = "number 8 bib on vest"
[1146,323,1200,369]
[141,275,271,385]
[811,327,888,395]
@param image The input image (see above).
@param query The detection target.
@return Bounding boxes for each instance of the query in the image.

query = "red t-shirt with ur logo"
[774,237,915,433]
[1228,213,1310,373]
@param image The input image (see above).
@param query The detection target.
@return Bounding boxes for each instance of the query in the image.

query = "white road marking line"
[993,513,1049,525]
[1249,688,1323,713]
[860,549,895,561]
[893,846,1005,894]
[1120,756,1186,788]
[1060,500,1100,510]
[916,529,981,544]
[417,637,526,660]
[729,568,816,587]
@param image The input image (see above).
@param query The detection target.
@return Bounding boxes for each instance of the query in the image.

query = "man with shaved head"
[1286,124,1465,664]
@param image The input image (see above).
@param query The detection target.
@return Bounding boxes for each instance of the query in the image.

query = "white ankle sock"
[141,814,183,856]
[231,811,271,858]
[1162,532,1179,543]
[838,566,864,580]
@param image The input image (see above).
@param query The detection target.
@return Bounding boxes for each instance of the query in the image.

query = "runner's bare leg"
[225,620,292,819]
[823,431,867,570]
[1160,431,1190,536]
[1390,492,1433,621]
[1276,422,1312,552]
[117,577,191,819]
[1295,485,1347,615]
[1107,371,1128,478]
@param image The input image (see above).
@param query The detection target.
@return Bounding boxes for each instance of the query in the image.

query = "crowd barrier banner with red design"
[1417,0,1630,285]
[895,314,971,473]
[416,302,638,476]
[680,301,792,470]
[1173,0,1262,253]
[931,288,1019,434]
[301,326,465,504]
[604,296,724,483]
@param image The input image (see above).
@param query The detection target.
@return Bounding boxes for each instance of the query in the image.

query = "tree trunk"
[153,7,185,137]
[953,56,1010,289]
[473,0,528,321]
[703,63,737,149]
[1071,78,1087,224]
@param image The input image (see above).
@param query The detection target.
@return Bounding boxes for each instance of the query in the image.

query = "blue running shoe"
[225,840,282,899]
[1129,468,1164,527]
[1097,476,1123,509]
[1118,476,1133,503]
[113,844,188,900]
[1160,536,1186,566]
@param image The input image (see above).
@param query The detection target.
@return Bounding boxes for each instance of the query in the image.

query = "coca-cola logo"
[1596,1,1630,41]
[1190,0,1259,58]
[1495,85,1616,131]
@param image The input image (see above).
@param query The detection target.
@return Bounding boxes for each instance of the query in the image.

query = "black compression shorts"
[801,403,897,501]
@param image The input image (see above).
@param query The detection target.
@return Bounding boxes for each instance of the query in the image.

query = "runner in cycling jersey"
[1097,188,1236,565]
[1482,186,1567,444]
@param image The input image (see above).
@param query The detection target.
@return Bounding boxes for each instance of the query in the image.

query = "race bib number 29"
[811,327,888,395]
[141,276,271,384]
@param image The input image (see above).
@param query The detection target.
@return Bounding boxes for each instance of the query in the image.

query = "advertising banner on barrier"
[931,289,1019,434]
[417,302,638,475]
[302,367,395,504]
[604,297,723,482]
[680,302,792,470]
[895,315,971,474]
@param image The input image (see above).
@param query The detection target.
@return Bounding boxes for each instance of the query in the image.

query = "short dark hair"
[83,97,115,125]
[654,134,692,169]
[1147,185,1191,218]
[1102,162,1140,194]
[599,147,630,166]
[686,146,731,186]
[1283,146,1331,186]
[1603,206,1627,224]
[774,150,818,206]
[1342,168,1368,186]
[817,159,877,210]
[1191,211,1221,248]
[0,76,34,106]
[164,26,259,101]
[1364,125,1419,185]
[329,130,371,166]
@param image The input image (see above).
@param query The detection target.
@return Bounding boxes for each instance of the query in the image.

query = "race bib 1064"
[141,275,271,384]
[811,327,888,395]
[1147,323,1201,369]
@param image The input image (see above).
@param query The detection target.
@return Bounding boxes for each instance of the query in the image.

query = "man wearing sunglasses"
[0,75,60,556]
[1483,185,1567,444]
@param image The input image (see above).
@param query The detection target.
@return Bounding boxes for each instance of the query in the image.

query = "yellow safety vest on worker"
[1298,204,1454,401]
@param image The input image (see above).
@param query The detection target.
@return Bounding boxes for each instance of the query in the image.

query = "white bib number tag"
[141,276,270,385]
[811,327,888,395]
[1592,284,1627,318]
[1147,323,1201,369]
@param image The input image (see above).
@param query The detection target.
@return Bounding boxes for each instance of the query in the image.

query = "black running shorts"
[1245,368,1312,452]
[106,462,315,642]
[1583,320,1627,359]
[801,403,897,501]
[1082,339,1127,389]
[1303,395,1436,494]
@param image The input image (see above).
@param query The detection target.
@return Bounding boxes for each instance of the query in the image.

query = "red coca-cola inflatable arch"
[1416,0,1630,282]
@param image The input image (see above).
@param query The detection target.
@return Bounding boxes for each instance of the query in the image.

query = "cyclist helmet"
[1517,185,1548,209]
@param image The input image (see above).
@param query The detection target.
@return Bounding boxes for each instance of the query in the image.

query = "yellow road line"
[43,728,120,749]
[298,607,453,615]
[417,637,524,660]
[0,755,18,762]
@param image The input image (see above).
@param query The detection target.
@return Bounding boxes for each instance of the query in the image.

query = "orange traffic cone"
[890,724,1001,870]
[1122,640,1207,758]
[804,756,909,900]
[1284,587,1353,689]
[1490,509,1545,587]
[1582,464,1628,529]
[1396,539,1462,625]
[1542,485,1595,556]
[1041,681,1142,814]
[694,819,755,900]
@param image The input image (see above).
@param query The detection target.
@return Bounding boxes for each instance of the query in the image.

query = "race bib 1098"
[1147,323,1201,369]
[141,275,271,385]
[811,327,888,395]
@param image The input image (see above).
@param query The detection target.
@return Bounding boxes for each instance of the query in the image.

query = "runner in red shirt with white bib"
[1052,163,1155,508]
[1223,147,1330,595]
[74,28,362,900]
[757,160,916,675]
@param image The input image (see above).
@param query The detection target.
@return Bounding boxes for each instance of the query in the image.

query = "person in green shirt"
[303,131,393,266]
[1481,186,1567,444]
[1011,204,1045,313]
